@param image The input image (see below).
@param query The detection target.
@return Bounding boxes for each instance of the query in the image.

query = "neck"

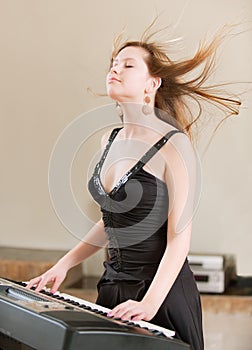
[119,102,157,132]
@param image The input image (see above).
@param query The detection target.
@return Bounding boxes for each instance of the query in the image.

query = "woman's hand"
[26,263,67,294]
[107,299,157,322]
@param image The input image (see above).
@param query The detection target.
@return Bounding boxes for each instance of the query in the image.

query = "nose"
[110,64,119,74]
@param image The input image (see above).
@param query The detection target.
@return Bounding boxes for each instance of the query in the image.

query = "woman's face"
[106,46,153,103]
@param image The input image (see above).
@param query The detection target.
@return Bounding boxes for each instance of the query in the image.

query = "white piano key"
[59,292,175,338]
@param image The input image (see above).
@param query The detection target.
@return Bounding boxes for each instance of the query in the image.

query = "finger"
[107,304,123,317]
[107,309,117,318]
[107,300,135,319]
[34,275,52,292]
[120,309,140,321]
[50,277,62,294]
[112,306,135,320]
[26,277,42,289]
[119,303,146,321]
[132,312,146,321]
[108,310,123,318]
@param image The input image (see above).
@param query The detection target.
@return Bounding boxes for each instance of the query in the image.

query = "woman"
[27,25,240,350]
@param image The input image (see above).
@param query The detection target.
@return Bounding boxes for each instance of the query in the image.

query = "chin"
[107,90,121,101]
[107,91,134,105]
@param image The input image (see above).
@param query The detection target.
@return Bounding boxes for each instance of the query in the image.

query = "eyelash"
[110,63,134,70]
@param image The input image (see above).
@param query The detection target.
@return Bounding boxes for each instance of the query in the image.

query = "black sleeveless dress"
[88,128,204,350]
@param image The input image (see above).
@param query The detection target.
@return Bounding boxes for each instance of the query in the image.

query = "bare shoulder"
[163,130,196,165]
[168,130,193,148]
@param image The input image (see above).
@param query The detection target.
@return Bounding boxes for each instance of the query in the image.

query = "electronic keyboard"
[0,277,190,350]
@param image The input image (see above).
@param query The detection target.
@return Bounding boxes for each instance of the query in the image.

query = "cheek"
[126,71,148,87]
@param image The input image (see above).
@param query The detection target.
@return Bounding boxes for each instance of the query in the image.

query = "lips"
[108,76,121,83]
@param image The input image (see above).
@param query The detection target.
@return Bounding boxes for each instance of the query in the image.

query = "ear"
[146,77,162,94]
[153,77,162,91]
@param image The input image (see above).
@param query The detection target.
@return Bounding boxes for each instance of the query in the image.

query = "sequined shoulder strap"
[97,127,123,172]
[139,129,183,166]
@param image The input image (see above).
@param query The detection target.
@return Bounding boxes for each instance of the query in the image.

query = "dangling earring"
[116,102,123,121]
[142,95,152,115]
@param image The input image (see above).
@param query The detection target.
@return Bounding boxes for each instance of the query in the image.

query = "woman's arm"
[26,219,108,293]
[60,219,108,268]
[108,133,196,321]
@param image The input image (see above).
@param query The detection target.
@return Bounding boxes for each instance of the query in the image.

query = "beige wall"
[0,0,251,276]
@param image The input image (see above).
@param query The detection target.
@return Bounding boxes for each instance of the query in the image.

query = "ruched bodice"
[88,127,181,281]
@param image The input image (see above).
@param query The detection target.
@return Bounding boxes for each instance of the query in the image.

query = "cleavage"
[100,141,165,194]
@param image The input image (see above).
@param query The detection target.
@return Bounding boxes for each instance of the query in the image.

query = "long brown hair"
[111,23,241,142]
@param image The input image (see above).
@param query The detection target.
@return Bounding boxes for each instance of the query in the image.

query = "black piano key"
[149,329,164,336]
[113,317,122,321]
[79,305,89,309]
[96,310,105,315]
[134,324,141,328]
[72,302,80,306]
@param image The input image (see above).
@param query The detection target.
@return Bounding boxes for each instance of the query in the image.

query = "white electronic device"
[188,253,236,293]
